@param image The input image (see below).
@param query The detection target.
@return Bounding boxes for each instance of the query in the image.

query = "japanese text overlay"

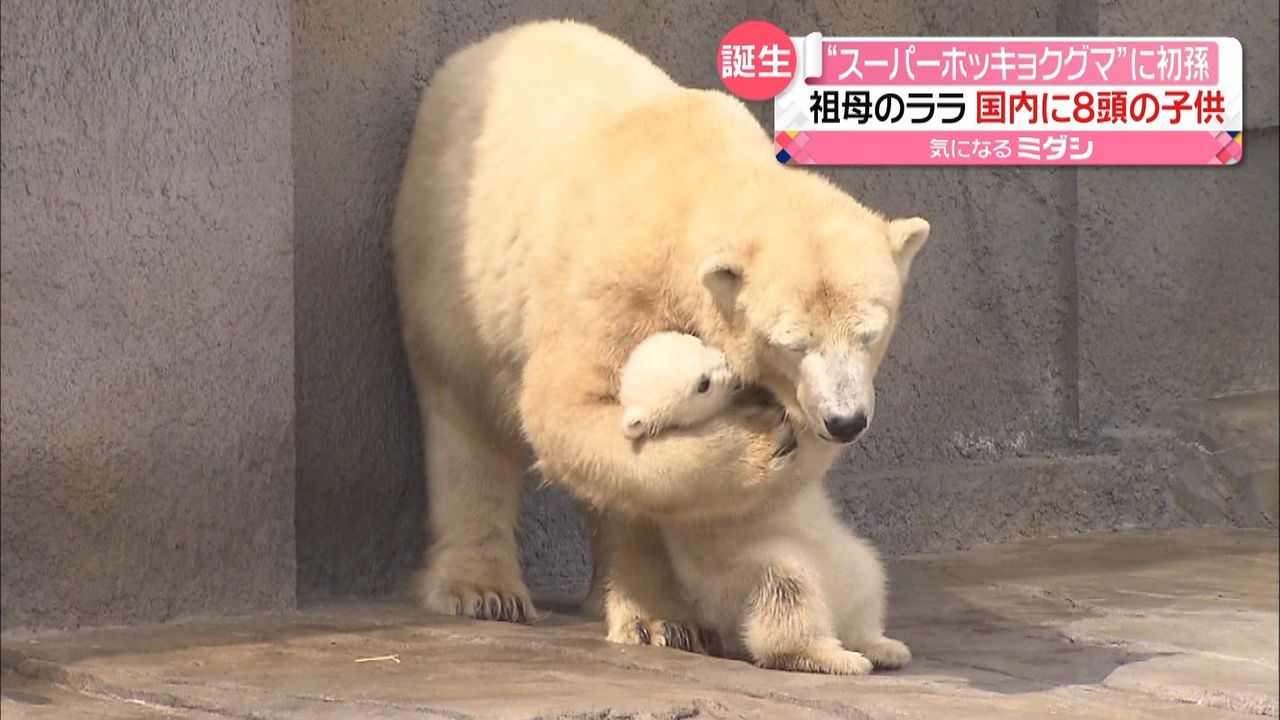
[758,35,1243,166]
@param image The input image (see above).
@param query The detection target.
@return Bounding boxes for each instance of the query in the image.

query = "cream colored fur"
[391,20,930,668]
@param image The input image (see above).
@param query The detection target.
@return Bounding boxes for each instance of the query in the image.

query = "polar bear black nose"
[824,412,868,443]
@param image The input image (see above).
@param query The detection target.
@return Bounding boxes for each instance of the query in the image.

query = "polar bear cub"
[617,332,911,674]
[619,332,739,439]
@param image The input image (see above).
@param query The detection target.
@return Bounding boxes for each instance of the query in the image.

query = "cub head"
[696,178,930,445]
[619,332,739,439]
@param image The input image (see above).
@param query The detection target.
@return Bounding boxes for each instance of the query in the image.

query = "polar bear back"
[392,21,687,436]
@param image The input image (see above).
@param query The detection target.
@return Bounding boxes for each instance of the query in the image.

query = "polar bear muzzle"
[797,349,876,444]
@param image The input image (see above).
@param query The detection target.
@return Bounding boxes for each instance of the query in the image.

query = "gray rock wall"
[1,2,296,629]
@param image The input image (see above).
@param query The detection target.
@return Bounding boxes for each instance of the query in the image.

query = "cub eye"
[778,340,807,355]
[696,375,711,393]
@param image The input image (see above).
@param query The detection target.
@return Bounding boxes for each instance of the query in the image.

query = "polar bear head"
[695,173,930,446]
[618,332,739,439]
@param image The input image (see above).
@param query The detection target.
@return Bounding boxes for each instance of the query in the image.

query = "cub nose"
[824,412,868,443]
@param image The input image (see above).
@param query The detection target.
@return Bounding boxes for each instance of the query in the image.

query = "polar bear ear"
[698,254,744,307]
[888,217,931,281]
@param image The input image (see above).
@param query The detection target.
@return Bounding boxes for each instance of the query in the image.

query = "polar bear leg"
[408,398,533,622]
[603,515,714,654]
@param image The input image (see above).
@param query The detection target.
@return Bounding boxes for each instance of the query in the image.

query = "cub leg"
[408,393,533,622]
[742,559,872,675]
[826,530,911,670]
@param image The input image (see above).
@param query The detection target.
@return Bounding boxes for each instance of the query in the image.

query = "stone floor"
[2,529,1276,719]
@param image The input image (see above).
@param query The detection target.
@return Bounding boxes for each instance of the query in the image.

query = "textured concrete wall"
[1077,0,1280,430]
[292,0,1278,596]
[292,0,427,599]
[0,1,295,629]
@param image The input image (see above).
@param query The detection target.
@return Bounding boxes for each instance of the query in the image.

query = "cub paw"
[608,618,716,655]
[860,636,912,670]
[757,645,874,676]
[409,566,535,623]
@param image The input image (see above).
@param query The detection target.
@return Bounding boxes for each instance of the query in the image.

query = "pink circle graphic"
[717,21,797,101]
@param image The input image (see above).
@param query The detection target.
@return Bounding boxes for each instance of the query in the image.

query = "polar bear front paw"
[409,566,535,623]
[731,386,798,459]
[859,636,912,670]
[770,417,798,459]
[608,617,717,655]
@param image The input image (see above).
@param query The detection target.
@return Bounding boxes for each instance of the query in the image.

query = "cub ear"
[697,254,744,307]
[621,408,648,440]
[887,217,931,281]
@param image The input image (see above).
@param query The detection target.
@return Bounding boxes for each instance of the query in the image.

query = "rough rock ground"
[2,529,1276,719]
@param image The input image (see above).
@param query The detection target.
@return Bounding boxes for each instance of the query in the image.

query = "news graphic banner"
[717,23,1243,166]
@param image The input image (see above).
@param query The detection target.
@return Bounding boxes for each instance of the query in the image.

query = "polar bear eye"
[696,375,711,393]
[856,326,884,346]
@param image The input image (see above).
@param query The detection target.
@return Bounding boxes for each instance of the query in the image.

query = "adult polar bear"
[392,21,929,645]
